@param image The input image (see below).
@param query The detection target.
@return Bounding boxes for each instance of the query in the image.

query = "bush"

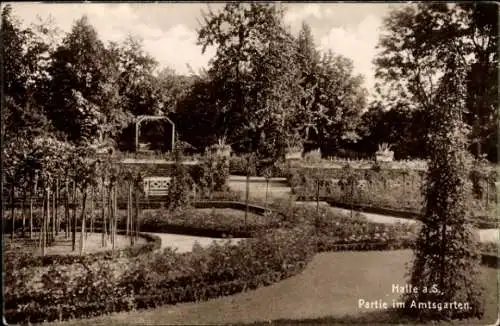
[229,156,248,176]
[198,154,230,195]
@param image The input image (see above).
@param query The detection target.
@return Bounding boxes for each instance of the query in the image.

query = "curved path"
[227,176,498,245]
[53,250,499,325]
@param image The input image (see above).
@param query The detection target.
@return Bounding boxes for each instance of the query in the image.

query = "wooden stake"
[101,178,106,248]
[71,181,77,252]
[10,181,15,240]
[79,187,88,256]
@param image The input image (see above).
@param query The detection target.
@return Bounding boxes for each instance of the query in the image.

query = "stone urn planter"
[216,145,232,157]
[286,146,303,160]
[375,143,394,162]
[209,137,232,158]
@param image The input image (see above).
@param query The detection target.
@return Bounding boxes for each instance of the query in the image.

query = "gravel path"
[228,178,498,245]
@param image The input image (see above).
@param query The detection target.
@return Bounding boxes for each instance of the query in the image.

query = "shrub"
[138,208,275,237]
[198,153,230,195]
[229,156,248,176]
[165,147,194,211]
[290,165,495,220]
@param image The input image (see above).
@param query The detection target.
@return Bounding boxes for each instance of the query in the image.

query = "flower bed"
[137,207,277,237]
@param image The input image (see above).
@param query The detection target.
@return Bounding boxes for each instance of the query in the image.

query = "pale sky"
[7,2,403,96]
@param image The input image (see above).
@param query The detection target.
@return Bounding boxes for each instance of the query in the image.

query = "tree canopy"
[374,3,498,161]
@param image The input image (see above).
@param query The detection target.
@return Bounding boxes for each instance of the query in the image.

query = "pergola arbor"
[135,115,175,152]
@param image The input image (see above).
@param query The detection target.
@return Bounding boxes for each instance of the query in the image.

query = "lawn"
[48,250,498,325]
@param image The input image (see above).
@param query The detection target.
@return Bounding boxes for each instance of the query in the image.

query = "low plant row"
[137,208,275,238]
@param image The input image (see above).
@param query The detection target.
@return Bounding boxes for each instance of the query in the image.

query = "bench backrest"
[143,177,172,197]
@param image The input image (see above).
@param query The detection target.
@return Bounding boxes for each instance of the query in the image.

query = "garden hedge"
[288,166,496,222]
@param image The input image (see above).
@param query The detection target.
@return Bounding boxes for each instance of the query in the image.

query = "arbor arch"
[135,115,175,152]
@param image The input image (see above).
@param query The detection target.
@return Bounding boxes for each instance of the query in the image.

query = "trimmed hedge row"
[136,206,277,238]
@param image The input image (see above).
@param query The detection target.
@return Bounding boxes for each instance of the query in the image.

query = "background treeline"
[2,3,498,164]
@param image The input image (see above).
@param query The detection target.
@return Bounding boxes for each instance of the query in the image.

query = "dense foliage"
[373,3,498,162]
[403,52,485,319]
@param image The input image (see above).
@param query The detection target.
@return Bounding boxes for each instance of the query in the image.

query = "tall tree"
[295,22,321,151]
[293,22,367,157]
[175,73,223,151]
[375,3,498,161]
[47,15,108,144]
[114,35,159,116]
[197,3,302,161]
[313,51,366,156]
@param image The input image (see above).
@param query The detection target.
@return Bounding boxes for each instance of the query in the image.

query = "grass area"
[47,250,498,325]
[4,232,147,256]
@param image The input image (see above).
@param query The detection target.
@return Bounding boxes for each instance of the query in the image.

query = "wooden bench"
[143,177,171,197]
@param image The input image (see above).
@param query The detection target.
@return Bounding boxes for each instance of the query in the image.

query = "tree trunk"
[55,179,59,236]
[109,185,114,251]
[245,173,250,226]
[65,179,69,239]
[107,186,112,244]
[350,179,354,219]
[265,178,269,211]
[11,181,15,240]
[40,196,45,256]
[112,186,117,252]
[134,183,139,243]
[130,182,134,246]
[29,191,33,240]
[89,187,94,236]
[101,179,106,248]
[486,179,489,206]
[21,192,26,237]
[71,181,77,252]
[52,183,56,242]
[113,186,118,242]
[39,196,44,251]
[127,182,131,236]
[63,179,67,239]
[43,190,50,255]
[79,187,88,256]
